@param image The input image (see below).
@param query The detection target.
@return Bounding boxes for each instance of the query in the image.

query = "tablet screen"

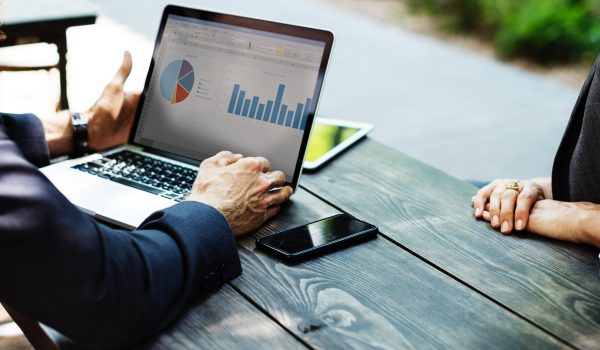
[305,123,361,162]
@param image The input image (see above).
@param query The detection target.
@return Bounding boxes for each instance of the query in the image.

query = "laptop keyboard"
[72,150,196,201]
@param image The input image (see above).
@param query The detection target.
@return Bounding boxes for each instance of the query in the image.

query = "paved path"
[88,0,581,181]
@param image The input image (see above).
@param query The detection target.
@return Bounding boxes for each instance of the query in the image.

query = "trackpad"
[76,182,175,229]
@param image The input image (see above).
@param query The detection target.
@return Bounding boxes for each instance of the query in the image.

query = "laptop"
[41,5,334,229]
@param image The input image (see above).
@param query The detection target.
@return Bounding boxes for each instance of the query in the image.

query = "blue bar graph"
[264,101,273,122]
[272,84,285,123]
[293,103,303,129]
[228,84,240,113]
[227,83,312,130]
[285,111,294,127]
[242,99,250,117]
[234,90,245,115]
[278,105,288,125]
[257,103,265,120]
[249,97,259,119]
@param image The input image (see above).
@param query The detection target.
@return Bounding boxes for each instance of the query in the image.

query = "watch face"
[71,113,88,127]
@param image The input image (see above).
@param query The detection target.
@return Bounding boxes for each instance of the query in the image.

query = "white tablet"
[303,118,373,171]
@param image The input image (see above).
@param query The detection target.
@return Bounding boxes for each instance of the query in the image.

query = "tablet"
[303,118,373,171]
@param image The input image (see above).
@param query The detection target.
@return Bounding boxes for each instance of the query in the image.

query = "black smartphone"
[256,214,378,262]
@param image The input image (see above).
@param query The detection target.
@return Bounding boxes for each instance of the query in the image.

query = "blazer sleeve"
[0,113,242,348]
[0,113,50,167]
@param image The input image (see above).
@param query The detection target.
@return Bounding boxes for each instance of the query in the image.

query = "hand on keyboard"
[187,151,293,237]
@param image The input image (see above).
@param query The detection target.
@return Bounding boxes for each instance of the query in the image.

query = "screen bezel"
[303,118,374,171]
[129,5,335,188]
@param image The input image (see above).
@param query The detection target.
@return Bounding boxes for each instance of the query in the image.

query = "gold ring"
[505,181,519,191]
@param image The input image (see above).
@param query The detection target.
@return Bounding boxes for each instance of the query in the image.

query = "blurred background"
[1,0,597,182]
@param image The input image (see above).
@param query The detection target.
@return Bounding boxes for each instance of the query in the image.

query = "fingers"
[265,205,281,221]
[217,153,243,167]
[263,186,294,220]
[473,181,496,218]
[499,189,519,234]
[265,186,293,207]
[475,179,543,235]
[111,51,133,88]
[256,157,271,173]
[488,188,501,229]
[203,151,242,168]
[514,187,537,231]
[235,156,271,173]
[264,171,286,189]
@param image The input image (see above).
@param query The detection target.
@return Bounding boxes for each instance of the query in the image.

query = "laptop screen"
[133,13,328,181]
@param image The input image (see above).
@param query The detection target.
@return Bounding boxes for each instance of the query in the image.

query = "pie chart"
[160,59,194,104]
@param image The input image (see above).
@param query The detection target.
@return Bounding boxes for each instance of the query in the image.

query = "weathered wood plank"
[301,138,600,349]
[231,188,566,349]
[138,284,305,350]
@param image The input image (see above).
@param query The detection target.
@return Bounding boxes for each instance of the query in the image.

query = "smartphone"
[256,214,378,262]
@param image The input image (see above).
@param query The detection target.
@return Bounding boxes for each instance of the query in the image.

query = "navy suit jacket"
[0,113,242,348]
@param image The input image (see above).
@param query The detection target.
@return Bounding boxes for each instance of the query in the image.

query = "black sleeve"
[0,113,241,348]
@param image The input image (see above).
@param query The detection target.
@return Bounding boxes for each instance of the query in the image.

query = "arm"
[527,200,600,248]
[0,122,292,348]
[0,53,293,347]
[0,131,240,347]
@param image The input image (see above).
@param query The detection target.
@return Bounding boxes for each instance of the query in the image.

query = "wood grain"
[138,285,305,350]
[231,188,565,349]
[301,138,600,349]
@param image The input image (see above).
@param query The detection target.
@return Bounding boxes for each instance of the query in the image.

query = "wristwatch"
[71,112,89,157]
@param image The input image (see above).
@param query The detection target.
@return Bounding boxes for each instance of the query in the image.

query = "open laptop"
[41,5,334,229]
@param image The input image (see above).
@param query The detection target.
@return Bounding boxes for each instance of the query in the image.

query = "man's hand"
[187,151,294,237]
[472,178,551,234]
[86,51,141,151]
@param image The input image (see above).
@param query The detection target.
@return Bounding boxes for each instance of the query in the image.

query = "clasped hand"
[471,178,600,247]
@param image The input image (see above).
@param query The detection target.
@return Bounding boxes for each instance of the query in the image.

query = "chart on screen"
[160,59,195,104]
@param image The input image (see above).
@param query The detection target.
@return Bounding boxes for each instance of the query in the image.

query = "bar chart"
[227,83,312,130]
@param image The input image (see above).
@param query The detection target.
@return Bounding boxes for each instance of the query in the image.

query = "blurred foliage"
[406,0,600,63]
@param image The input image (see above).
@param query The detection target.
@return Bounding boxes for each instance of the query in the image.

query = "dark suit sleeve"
[0,113,242,349]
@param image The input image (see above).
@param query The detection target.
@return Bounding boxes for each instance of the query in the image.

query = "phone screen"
[260,214,374,254]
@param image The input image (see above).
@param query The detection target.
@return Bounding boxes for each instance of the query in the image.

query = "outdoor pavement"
[7,0,585,181]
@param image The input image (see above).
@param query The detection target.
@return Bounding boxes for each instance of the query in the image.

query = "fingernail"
[516,219,523,230]
[492,215,499,226]
[501,221,509,233]
[475,208,482,216]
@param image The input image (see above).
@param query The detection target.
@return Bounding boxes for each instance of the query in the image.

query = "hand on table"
[472,178,549,234]
[186,151,294,237]
[526,200,600,247]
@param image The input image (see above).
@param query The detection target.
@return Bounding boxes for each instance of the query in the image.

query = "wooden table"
[130,138,598,349]
[0,0,97,109]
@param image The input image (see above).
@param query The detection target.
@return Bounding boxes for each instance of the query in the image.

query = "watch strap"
[71,112,89,157]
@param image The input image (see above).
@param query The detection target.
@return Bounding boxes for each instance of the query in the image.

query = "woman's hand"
[525,200,600,248]
[472,178,551,234]
[86,51,141,151]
